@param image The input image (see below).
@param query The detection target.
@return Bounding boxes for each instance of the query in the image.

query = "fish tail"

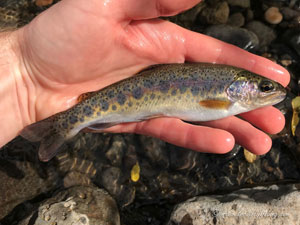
[20,119,66,162]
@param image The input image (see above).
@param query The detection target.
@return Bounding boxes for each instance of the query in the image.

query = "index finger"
[183,30,290,87]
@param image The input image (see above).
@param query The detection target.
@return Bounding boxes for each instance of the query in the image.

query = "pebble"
[264,7,283,24]
[227,12,245,27]
[245,20,276,48]
[18,185,120,225]
[197,1,229,24]
[204,24,259,51]
[168,184,300,225]
[227,0,250,8]
[281,7,300,20]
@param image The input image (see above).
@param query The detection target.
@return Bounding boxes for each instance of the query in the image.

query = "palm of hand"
[20,0,289,155]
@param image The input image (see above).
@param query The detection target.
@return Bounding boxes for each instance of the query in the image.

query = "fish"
[20,63,286,162]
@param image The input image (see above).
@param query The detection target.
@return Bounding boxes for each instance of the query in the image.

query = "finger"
[182,29,290,87]
[120,0,201,20]
[105,117,235,154]
[125,19,290,87]
[200,116,272,155]
[240,106,285,134]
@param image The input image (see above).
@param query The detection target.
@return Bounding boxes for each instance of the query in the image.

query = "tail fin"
[20,119,66,162]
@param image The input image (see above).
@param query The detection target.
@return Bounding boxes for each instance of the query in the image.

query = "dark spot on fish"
[133,87,143,99]
[123,83,131,92]
[159,80,169,93]
[150,93,155,99]
[62,122,68,129]
[180,86,187,94]
[90,98,97,106]
[112,105,117,111]
[107,90,115,99]
[128,101,133,107]
[171,89,177,96]
[69,115,78,124]
[117,93,126,105]
[83,105,93,116]
[143,79,154,88]
[144,96,148,101]
[79,117,84,122]
[100,100,109,111]
[191,86,200,96]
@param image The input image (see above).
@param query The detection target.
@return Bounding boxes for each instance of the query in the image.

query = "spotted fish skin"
[20,63,286,161]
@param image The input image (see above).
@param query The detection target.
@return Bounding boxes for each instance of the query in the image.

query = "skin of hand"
[0,0,290,155]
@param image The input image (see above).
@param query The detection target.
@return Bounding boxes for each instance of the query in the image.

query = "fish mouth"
[265,88,287,104]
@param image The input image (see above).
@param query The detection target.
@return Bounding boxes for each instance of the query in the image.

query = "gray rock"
[227,12,245,27]
[227,0,250,8]
[197,1,229,24]
[205,24,259,51]
[168,184,300,225]
[19,185,120,225]
[281,7,300,20]
[245,20,276,48]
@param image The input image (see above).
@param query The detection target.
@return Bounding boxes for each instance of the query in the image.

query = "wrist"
[0,29,34,147]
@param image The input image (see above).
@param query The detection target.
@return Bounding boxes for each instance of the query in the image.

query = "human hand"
[6,0,289,154]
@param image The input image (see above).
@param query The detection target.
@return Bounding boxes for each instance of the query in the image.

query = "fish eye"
[259,80,274,92]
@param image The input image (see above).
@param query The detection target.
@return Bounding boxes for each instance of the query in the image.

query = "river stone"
[245,20,276,48]
[18,185,120,225]
[204,24,259,51]
[264,7,283,24]
[196,1,229,24]
[227,12,245,27]
[281,7,300,20]
[167,184,300,225]
[227,0,250,8]
[283,28,300,57]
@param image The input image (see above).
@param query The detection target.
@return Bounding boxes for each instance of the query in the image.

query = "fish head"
[226,71,286,109]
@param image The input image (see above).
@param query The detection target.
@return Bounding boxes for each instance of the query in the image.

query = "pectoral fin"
[199,100,232,109]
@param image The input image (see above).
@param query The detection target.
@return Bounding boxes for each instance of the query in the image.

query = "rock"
[197,1,229,25]
[281,7,300,20]
[19,185,120,225]
[204,24,259,51]
[264,7,283,24]
[168,184,300,225]
[227,12,245,27]
[283,28,300,57]
[227,0,250,8]
[246,8,254,21]
[245,21,276,48]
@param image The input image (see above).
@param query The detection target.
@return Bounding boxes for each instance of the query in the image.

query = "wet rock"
[245,20,276,49]
[19,185,120,225]
[204,24,259,50]
[290,32,300,57]
[281,7,300,20]
[283,28,300,57]
[264,7,283,24]
[168,184,300,225]
[246,8,254,21]
[196,1,229,25]
[227,0,250,8]
[227,12,245,27]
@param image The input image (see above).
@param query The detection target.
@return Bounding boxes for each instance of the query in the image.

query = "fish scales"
[20,63,286,161]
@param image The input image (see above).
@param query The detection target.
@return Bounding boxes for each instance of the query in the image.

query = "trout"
[20,63,286,161]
